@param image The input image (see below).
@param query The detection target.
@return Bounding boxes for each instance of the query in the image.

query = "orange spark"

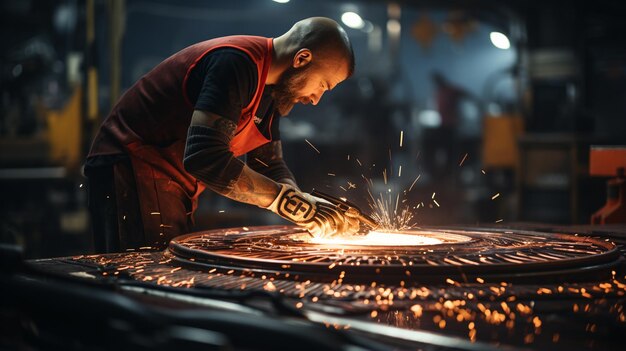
[304,139,320,154]
[459,153,468,166]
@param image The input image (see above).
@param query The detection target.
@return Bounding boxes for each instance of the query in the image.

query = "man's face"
[272,56,349,116]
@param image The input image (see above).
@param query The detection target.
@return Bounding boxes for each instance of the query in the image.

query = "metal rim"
[168,225,620,283]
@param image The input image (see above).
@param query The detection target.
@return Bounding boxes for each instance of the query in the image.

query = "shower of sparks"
[400,131,404,147]
[459,153,468,166]
[432,192,436,199]
[254,158,269,167]
[328,173,336,176]
[398,165,402,177]
[369,191,415,231]
[340,186,347,191]
[433,199,440,207]
[304,139,320,154]
[395,194,400,215]
[383,169,388,185]
[347,182,356,189]
[408,174,421,192]
[347,154,350,160]
[492,193,500,200]
[481,169,486,175]
[356,158,362,166]
[219,210,225,213]
[495,219,503,223]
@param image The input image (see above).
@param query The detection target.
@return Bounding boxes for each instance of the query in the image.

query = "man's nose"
[311,91,325,105]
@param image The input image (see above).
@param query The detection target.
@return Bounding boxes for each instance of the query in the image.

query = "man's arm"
[184,110,360,237]
[247,141,299,189]
[184,109,280,208]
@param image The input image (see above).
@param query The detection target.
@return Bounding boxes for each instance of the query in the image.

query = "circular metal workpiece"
[168,225,620,283]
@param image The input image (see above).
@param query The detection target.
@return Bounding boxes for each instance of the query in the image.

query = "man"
[85,17,360,253]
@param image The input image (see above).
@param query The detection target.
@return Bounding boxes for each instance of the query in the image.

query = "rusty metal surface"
[167,225,620,284]
[29,224,626,351]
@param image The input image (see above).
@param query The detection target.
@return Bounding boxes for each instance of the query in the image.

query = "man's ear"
[293,48,313,68]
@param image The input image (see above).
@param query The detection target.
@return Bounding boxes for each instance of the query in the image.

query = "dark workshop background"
[1,0,625,258]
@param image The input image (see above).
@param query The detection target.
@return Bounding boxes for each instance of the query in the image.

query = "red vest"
[88,36,274,198]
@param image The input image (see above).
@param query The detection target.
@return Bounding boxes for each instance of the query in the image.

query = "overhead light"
[387,19,401,36]
[341,11,365,29]
[490,32,510,50]
[272,0,290,3]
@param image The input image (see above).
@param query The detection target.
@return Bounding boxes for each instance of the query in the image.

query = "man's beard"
[271,65,310,116]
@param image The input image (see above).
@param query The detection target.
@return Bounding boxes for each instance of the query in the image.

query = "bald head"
[280,17,355,77]
[269,17,355,116]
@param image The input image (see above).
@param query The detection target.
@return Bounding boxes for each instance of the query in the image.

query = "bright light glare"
[418,109,442,127]
[490,32,510,49]
[387,19,401,35]
[341,12,365,29]
[272,0,290,3]
[310,231,444,246]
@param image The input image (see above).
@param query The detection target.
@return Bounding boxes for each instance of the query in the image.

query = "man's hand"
[266,184,360,238]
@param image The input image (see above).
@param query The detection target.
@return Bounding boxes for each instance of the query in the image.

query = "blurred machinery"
[590,146,626,224]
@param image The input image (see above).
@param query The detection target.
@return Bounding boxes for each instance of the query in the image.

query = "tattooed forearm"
[278,177,299,190]
[211,117,237,139]
[247,141,297,185]
[223,165,281,207]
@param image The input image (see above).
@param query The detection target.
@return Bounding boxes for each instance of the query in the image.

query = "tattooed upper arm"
[190,110,237,139]
[248,140,283,162]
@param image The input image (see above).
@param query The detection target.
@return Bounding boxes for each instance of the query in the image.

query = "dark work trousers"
[86,158,197,253]
[86,160,145,253]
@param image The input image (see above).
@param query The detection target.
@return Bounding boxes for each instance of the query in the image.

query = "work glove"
[266,184,360,238]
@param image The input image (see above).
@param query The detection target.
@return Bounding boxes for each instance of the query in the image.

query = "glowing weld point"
[310,231,444,246]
